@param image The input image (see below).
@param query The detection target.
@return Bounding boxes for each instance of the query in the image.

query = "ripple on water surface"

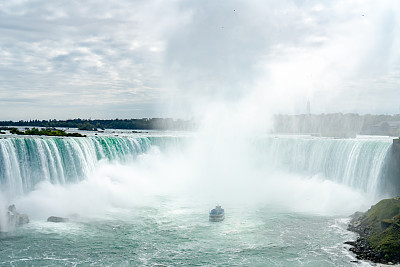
[0,205,369,266]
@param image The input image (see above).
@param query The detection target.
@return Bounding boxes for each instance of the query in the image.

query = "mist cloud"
[164,0,400,117]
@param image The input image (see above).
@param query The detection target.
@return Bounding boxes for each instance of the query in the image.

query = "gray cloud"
[0,0,399,120]
[0,0,172,120]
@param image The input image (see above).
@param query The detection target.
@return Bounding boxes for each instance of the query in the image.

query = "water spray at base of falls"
[0,134,396,223]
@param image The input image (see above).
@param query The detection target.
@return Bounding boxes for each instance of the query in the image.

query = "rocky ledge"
[347,197,400,264]
[6,204,29,228]
[47,216,69,223]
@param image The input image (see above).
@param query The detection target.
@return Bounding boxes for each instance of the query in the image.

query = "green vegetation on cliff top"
[350,197,400,262]
[3,127,85,137]
[365,198,400,261]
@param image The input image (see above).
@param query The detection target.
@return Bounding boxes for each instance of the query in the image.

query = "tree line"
[0,118,195,131]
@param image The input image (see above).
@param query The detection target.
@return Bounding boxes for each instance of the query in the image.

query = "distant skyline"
[1,0,399,120]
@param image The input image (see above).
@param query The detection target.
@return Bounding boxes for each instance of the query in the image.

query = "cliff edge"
[347,197,400,263]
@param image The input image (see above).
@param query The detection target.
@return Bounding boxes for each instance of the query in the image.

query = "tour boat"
[209,205,225,222]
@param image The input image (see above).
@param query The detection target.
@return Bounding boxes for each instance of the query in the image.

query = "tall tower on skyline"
[307,100,310,114]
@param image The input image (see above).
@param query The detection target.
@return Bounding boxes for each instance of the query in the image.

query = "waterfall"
[254,137,392,196]
[0,135,396,199]
[0,136,152,197]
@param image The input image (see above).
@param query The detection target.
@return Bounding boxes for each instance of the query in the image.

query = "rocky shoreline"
[345,239,386,263]
[346,197,400,264]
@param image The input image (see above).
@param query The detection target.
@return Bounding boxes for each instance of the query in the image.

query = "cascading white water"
[253,136,392,196]
[0,134,394,201]
[0,136,152,197]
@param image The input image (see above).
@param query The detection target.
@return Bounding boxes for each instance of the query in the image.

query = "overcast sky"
[0,0,399,120]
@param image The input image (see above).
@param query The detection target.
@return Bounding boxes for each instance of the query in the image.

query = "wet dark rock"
[16,214,29,225]
[7,204,29,227]
[344,241,356,246]
[47,216,69,223]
